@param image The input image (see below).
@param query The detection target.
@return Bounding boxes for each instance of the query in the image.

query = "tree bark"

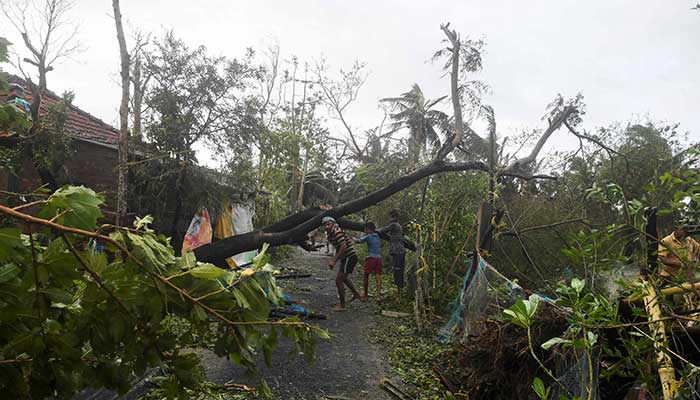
[506,106,575,171]
[132,55,143,139]
[194,160,488,263]
[113,0,130,225]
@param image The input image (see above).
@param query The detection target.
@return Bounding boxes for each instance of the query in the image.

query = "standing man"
[354,221,382,304]
[658,223,700,281]
[379,210,406,300]
[658,222,700,326]
[323,216,362,311]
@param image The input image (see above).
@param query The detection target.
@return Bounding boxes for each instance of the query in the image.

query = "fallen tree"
[194,22,581,265]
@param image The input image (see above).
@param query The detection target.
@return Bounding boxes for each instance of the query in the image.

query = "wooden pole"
[642,280,678,399]
[640,209,677,399]
[626,281,700,303]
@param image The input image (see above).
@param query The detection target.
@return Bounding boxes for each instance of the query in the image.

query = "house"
[0,76,121,206]
[0,76,258,250]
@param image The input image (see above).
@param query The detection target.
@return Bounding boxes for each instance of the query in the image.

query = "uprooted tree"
[193,23,582,265]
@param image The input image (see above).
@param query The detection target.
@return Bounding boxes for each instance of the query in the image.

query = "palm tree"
[380,83,448,165]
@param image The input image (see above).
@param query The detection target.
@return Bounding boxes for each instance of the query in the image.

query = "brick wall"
[2,139,119,208]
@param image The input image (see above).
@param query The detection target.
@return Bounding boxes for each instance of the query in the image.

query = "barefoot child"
[354,222,382,305]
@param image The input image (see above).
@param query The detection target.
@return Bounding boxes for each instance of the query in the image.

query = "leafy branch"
[0,186,327,398]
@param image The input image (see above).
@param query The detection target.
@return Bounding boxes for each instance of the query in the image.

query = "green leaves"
[503,295,539,329]
[39,186,104,230]
[188,264,225,279]
[570,277,584,294]
[0,36,11,63]
[133,215,154,232]
[122,231,174,272]
[0,186,326,399]
[532,377,550,400]
[0,263,19,283]
[0,228,23,261]
[541,337,572,350]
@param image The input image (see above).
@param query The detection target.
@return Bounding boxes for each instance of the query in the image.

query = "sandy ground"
[200,248,393,400]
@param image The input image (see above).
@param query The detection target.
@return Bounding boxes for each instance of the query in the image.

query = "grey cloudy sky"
[5,0,700,159]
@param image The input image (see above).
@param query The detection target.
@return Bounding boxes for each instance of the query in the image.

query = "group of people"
[320,210,405,312]
[317,216,700,312]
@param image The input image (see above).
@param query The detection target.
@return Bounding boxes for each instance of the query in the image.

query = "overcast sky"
[5,0,700,160]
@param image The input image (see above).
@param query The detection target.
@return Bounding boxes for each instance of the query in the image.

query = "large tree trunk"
[194,160,488,263]
[113,0,130,225]
[132,56,143,140]
[192,24,577,266]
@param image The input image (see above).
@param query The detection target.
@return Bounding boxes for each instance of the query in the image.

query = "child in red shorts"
[354,222,382,304]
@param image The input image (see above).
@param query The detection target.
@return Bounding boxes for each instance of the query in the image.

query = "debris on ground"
[380,378,415,400]
[368,317,450,400]
[382,310,412,318]
[275,272,313,279]
[435,304,568,400]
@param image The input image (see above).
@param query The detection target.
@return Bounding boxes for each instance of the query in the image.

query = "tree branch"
[505,106,576,172]
[194,159,489,263]
[0,203,309,329]
[500,218,587,237]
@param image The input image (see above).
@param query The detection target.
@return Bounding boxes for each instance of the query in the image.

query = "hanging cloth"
[214,201,237,268]
[230,203,257,267]
[181,208,213,253]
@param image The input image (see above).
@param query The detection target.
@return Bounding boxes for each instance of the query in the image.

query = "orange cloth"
[181,208,212,253]
[214,201,237,268]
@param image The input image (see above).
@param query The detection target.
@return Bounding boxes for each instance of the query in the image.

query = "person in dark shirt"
[354,221,382,304]
[323,216,362,311]
[378,209,406,300]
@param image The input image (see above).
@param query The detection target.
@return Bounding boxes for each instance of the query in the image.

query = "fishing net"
[438,255,524,343]
[554,347,601,400]
[437,255,602,397]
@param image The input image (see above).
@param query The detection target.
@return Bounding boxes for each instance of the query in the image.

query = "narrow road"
[201,248,393,400]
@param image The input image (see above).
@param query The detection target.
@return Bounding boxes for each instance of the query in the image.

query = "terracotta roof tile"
[6,76,119,146]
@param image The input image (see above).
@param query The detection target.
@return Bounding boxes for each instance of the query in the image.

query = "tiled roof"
[7,75,119,146]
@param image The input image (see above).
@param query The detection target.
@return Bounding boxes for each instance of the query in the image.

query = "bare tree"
[3,0,81,118]
[112,0,129,225]
[129,31,151,140]
[3,0,82,189]
[314,58,369,161]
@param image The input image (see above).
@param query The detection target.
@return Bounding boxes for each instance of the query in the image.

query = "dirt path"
[201,248,393,400]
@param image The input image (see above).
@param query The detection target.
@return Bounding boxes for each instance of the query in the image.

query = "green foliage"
[128,31,262,237]
[0,37,73,183]
[503,295,540,329]
[380,84,449,164]
[368,319,450,400]
[355,169,487,310]
[532,377,550,400]
[504,281,620,400]
[0,37,31,142]
[143,32,258,156]
[20,91,75,180]
[0,186,326,399]
[0,103,32,137]
[0,37,10,64]
[38,186,105,230]
[141,379,253,400]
